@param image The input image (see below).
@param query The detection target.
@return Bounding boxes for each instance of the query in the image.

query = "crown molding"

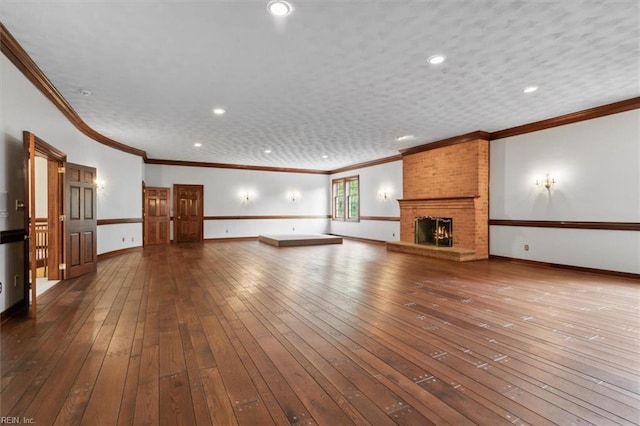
[144,158,330,174]
[490,97,640,140]
[1,23,146,158]
[329,154,402,174]
[399,131,490,156]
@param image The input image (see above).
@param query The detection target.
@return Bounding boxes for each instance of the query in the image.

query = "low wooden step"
[386,241,477,262]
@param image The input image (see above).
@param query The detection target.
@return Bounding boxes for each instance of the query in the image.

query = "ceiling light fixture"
[80,89,92,97]
[427,54,446,65]
[523,85,539,93]
[321,155,328,159]
[194,142,202,148]
[264,149,272,154]
[212,108,226,115]
[268,0,292,17]
[396,135,414,142]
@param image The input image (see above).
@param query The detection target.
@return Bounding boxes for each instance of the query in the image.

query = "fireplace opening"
[415,216,453,247]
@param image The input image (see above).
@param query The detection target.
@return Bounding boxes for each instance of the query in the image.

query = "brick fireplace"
[387,132,489,261]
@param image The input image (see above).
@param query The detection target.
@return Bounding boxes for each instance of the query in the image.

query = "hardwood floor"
[1,240,639,425]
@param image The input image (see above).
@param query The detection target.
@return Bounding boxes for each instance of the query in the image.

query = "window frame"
[332,175,359,222]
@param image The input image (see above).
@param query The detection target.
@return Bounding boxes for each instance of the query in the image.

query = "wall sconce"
[378,189,391,200]
[536,174,555,190]
[240,189,256,203]
[94,179,105,191]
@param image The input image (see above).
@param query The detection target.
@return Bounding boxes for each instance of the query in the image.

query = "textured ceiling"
[1,0,639,170]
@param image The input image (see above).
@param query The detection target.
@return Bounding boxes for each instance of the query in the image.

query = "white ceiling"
[2,1,639,170]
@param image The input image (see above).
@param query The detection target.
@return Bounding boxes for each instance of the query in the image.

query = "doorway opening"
[30,155,60,297]
[24,132,66,316]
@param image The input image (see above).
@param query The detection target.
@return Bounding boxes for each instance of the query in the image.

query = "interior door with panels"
[173,184,203,243]
[144,187,170,245]
[65,162,97,278]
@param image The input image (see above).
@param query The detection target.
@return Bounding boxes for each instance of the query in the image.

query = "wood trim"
[31,133,67,161]
[359,216,400,222]
[490,255,640,280]
[201,215,331,221]
[399,196,480,202]
[399,131,490,156]
[203,236,259,242]
[329,155,402,174]
[1,24,146,158]
[145,158,330,175]
[1,300,27,323]
[97,246,143,261]
[489,219,640,231]
[490,97,640,140]
[97,218,143,226]
[0,229,27,244]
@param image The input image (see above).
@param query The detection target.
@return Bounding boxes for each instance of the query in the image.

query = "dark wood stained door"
[174,184,203,243]
[65,162,97,278]
[144,187,170,245]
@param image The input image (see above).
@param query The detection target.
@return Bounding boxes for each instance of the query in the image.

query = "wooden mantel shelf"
[398,195,480,202]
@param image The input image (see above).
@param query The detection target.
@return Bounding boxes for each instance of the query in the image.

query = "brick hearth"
[387,133,489,261]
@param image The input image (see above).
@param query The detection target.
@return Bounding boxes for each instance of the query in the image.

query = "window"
[332,175,359,221]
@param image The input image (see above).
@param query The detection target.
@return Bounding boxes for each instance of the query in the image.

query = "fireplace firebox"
[415,216,453,247]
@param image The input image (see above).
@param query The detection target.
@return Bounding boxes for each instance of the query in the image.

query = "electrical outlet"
[122,237,125,242]
[0,282,3,293]
[131,237,134,242]
[292,227,295,231]
[392,232,396,237]
[524,244,529,251]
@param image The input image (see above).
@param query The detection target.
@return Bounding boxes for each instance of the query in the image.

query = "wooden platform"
[258,234,343,247]
[387,240,477,261]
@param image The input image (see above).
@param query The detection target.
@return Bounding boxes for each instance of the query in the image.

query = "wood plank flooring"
[1,240,639,425]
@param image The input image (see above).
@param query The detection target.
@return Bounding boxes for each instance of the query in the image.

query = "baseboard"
[1,300,28,323]
[97,246,143,260]
[490,255,640,280]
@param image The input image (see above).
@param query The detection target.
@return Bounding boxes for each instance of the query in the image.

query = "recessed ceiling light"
[80,89,92,97]
[268,0,292,16]
[212,108,226,115]
[523,85,539,93]
[264,149,272,154]
[427,54,446,65]
[194,142,202,148]
[396,135,415,142]
[321,154,328,159]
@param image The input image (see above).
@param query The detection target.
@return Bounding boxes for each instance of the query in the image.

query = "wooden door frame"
[173,184,204,243]
[142,181,146,247]
[23,131,66,317]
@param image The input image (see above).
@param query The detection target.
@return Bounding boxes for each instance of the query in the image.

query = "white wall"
[1,53,144,312]
[329,160,402,242]
[144,164,331,238]
[490,109,640,274]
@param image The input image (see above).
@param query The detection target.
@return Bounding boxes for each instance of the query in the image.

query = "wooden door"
[24,132,37,317]
[65,162,97,278]
[174,184,203,243]
[144,187,170,245]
